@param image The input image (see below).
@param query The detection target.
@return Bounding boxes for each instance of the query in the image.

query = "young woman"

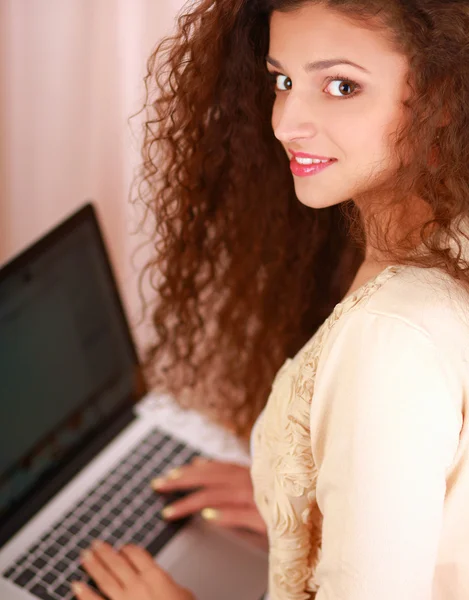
[72,1,469,599]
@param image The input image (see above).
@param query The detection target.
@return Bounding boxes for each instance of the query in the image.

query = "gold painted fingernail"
[71,581,85,595]
[161,505,176,518]
[167,468,182,480]
[201,508,220,521]
[151,477,166,489]
[81,549,93,562]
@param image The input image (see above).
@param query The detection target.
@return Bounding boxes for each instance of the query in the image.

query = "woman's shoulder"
[362,265,469,335]
[321,264,469,370]
[306,265,469,423]
[294,264,469,385]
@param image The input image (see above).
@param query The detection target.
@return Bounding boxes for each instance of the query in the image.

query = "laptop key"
[56,534,69,546]
[77,539,93,551]
[111,527,126,539]
[65,548,80,561]
[68,523,80,535]
[32,557,47,569]
[39,533,52,547]
[132,483,147,496]
[42,571,58,585]
[79,513,92,524]
[76,538,89,550]
[44,544,60,558]
[133,531,146,543]
[3,565,16,578]
[91,499,106,511]
[14,568,35,586]
[55,560,68,573]
[15,554,28,566]
[54,582,71,597]
[65,572,82,583]
[29,583,56,600]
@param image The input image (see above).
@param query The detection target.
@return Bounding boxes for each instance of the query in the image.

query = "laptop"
[0,203,268,600]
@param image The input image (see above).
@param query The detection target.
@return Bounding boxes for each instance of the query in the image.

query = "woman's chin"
[294,189,345,210]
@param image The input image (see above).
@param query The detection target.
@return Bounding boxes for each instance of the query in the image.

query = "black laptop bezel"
[0,202,148,547]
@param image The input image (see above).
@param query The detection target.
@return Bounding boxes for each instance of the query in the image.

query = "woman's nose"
[273,93,318,144]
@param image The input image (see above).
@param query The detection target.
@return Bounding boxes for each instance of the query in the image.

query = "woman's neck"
[343,259,391,300]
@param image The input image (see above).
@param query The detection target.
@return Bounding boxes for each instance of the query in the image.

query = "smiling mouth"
[289,155,337,177]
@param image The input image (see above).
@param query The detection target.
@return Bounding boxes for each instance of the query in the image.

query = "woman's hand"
[72,540,194,600]
[151,457,266,535]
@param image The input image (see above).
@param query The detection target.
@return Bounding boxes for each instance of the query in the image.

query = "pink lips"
[289,150,337,178]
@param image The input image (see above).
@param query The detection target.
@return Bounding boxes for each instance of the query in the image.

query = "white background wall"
[0,0,187,348]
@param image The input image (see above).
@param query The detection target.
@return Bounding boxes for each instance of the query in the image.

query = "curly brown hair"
[135,0,469,438]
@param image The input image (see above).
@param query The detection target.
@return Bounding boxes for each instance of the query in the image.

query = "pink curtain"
[0,0,186,350]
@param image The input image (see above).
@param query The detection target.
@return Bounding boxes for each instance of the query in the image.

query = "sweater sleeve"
[309,308,462,600]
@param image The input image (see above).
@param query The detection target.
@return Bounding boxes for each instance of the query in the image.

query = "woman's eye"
[324,79,359,98]
[274,74,292,92]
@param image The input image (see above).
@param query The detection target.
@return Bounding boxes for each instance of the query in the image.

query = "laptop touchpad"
[155,518,268,600]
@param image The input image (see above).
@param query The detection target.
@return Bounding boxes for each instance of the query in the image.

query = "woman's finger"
[118,545,163,575]
[86,540,139,587]
[80,544,124,599]
[191,456,210,465]
[71,581,105,600]
[119,545,191,599]
[160,488,253,520]
[151,461,247,492]
[200,507,267,535]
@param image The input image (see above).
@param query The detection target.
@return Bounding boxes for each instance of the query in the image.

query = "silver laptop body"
[0,203,268,600]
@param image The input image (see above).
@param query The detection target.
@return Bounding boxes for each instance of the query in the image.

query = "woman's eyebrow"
[266,55,370,74]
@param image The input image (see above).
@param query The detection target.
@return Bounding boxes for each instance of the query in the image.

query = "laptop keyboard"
[2,428,199,600]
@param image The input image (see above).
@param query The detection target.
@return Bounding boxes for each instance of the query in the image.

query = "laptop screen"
[0,204,145,526]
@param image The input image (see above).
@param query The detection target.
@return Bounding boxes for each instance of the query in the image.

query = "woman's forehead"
[268,4,407,75]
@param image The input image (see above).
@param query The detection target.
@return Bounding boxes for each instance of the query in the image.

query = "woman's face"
[268,3,409,209]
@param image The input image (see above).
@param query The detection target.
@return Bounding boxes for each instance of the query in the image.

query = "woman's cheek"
[271,97,284,134]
